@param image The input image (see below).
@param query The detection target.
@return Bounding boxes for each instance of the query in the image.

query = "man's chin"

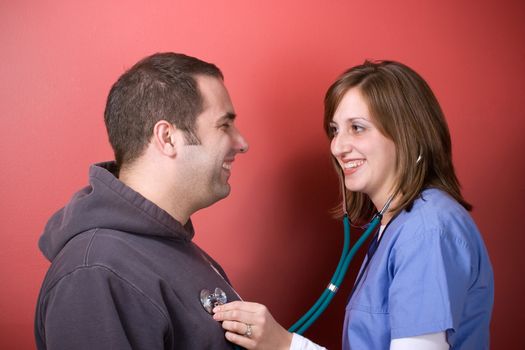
[196,186,231,211]
[206,184,232,205]
[217,183,231,199]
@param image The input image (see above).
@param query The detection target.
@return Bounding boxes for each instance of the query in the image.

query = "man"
[34,52,249,349]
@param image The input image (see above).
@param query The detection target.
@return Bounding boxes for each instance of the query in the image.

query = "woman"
[213,61,494,349]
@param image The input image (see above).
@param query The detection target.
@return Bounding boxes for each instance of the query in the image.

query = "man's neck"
[118,163,191,225]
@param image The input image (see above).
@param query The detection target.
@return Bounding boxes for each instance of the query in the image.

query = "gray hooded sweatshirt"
[35,162,240,349]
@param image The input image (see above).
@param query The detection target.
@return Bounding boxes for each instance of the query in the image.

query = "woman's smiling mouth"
[342,159,365,170]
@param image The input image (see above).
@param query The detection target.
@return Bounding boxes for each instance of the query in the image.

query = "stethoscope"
[200,182,395,340]
[288,189,394,334]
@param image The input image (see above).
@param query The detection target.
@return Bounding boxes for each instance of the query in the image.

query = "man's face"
[177,75,248,209]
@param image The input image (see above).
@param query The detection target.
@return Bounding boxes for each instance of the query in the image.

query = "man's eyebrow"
[217,112,237,123]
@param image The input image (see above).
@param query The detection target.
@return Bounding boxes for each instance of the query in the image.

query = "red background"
[1,0,524,348]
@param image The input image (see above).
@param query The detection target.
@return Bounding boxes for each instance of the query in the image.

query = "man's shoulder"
[53,228,137,261]
[42,229,164,291]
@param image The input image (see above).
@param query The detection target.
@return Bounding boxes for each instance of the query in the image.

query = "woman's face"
[330,88,397,207]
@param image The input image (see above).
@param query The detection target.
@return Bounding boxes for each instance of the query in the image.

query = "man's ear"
[152,120,179,157]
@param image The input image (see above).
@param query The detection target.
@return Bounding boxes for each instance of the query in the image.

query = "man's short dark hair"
[104,52,224,168]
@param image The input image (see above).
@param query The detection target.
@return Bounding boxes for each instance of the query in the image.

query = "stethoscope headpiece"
[200,288,227,314]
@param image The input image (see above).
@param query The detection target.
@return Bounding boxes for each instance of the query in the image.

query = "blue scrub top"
[343,189,494,349]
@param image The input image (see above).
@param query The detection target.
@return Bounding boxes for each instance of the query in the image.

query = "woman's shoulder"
[416,188,466,211]
[391,188,478,246]
[410,188,471,223]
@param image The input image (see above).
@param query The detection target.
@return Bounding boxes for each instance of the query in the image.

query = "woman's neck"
[372,193,398,226]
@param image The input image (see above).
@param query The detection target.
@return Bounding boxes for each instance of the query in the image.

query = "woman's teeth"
[343,160,364,169]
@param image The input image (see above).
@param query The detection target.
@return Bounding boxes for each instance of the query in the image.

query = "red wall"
[1,0,524,348]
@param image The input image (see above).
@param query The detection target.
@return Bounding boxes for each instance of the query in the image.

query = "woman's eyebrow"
[333,117,370,124]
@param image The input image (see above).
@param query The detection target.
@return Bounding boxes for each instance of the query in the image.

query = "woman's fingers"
[224,330,256,349]
[221,320,253,336]
[214,301,261,313]
[213,301,293,349]
[213,301,266,325]
[213,307,258,324]
[220,319,259,349]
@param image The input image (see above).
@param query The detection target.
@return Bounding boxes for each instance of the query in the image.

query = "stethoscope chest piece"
[200,288,227,314]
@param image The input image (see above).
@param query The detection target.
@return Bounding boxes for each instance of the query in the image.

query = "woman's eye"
[352,124,365,133]
[329,125,338,136]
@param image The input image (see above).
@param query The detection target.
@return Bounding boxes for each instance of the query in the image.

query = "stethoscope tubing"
[232,188,393,350]
[231,215,380,350]
[288,215,351,333]
[288,213,382,334]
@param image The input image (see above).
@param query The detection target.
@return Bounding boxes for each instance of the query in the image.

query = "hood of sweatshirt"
[39,161,194,261]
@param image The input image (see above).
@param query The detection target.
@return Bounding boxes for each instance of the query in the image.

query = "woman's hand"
[213,301,293,350]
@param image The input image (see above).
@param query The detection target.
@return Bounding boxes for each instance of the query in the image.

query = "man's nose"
[235,132,249,153]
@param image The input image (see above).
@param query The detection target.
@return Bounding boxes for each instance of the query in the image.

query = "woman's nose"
[331,133,352,157]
